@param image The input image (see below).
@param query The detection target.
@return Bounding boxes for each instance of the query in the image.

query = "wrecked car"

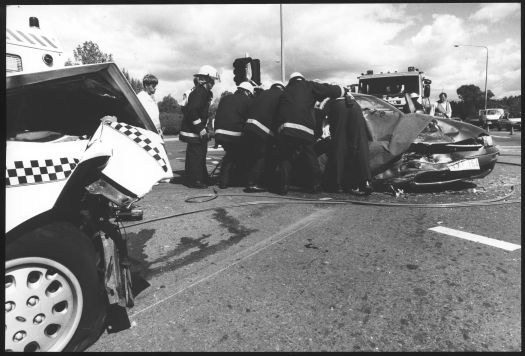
[317,93,499,188]
[5,63,173,351]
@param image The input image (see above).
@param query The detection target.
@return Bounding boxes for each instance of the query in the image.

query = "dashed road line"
[429,226,521,251]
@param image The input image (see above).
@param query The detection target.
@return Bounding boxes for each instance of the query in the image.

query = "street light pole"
[280,4,285,83]
[454,44,489,111]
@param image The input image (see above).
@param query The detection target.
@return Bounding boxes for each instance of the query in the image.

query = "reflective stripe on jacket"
[214,90,252,144]
[277,79,345,143]
[244,86,283,140]
[180,85,212,143]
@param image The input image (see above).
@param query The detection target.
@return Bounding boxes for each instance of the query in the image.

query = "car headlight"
[85,178,138,208]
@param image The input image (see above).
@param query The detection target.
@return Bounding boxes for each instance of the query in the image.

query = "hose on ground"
[122,186,518,228]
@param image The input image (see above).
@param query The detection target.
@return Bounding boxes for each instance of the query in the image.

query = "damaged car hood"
[6,62,157,136]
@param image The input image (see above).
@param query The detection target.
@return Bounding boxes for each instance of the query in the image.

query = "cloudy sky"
[6,3,521,103]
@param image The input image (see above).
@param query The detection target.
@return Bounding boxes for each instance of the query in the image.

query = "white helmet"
[238,81,254,95]
[410,92,419,99]
[289,72,305,81]
[194,65,220,82]
[271,81,285,89]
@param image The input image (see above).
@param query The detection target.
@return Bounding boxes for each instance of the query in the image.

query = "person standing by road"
[243,81,285,192]
[429,92,452,118]
[137,74,162,136]
[214,81,255,189]
[275,72,346,195]
[179,65,219,189]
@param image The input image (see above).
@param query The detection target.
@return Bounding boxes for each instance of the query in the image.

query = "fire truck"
[6,16,65,74]
[351,66,432,112]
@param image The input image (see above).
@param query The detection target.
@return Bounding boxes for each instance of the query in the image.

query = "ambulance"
[6,16,65,74]
[5,17,173,351]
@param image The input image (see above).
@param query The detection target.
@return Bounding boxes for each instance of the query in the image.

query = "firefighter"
[275,72,346,195]
[323,93,373,195]
[179,65,219,189]
[243,81,285,192]
[214,81,255,189]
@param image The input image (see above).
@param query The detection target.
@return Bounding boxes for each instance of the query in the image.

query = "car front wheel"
[5,222,106,352]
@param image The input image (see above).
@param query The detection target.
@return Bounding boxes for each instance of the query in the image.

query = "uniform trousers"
[243,131,269,186]
[278,135,320,189]
[184,139,209,185]
[219,141,245,186]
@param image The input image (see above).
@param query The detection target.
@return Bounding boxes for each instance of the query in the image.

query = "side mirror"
[423,85,431,98]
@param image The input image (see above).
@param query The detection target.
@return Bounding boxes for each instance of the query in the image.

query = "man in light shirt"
[137,74,162,135]
[429,92,452,118]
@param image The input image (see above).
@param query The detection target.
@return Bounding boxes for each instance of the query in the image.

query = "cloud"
[469,3,521,23]
[6,4,521,101]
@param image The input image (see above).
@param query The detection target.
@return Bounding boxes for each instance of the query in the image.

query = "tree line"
[450,84,521,119]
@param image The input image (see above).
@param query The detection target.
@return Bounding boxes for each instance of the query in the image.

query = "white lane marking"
[129,209,331,318]
[492,136,511,139]
[429,226,521,251]
[498,146,522,149]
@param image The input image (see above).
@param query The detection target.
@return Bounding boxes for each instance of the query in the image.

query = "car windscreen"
[354,95,401,113]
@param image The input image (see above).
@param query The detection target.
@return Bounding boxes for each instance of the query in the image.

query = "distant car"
[496,115,521,131]
[316,93,499,188]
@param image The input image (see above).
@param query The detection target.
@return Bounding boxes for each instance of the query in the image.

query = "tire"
[5,222,106,352]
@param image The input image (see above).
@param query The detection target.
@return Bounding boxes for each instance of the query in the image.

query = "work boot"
[277,185,289,196]
[188,181,208,189]
[306,184,322,194]
[350,181,373,196]
[245,184,266,193]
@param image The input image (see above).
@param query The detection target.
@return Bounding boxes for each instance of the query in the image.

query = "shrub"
[160,112,182,135]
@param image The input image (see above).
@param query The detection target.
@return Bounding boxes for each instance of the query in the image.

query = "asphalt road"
[88,130,521,352]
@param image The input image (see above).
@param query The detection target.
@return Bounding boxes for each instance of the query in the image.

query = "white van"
[479,108,505,128]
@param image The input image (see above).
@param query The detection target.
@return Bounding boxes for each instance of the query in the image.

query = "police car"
[5,18,172,352]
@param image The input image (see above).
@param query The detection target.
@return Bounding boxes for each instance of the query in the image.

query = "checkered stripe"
[6,158,80,187]
[108,122,168,172]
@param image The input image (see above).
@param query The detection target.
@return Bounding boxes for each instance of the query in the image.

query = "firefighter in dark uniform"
[214,81,255,189]
[276,72,346,195]
[243,81,285,192]
[179,65,219,188]
[323,92,373,195]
